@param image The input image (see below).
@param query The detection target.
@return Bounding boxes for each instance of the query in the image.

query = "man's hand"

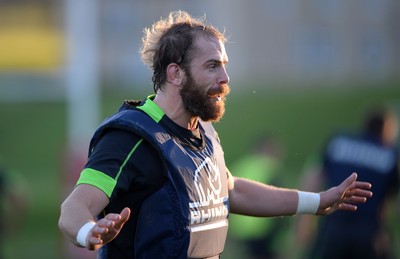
[317,173,372,215]
[86,207,131,250]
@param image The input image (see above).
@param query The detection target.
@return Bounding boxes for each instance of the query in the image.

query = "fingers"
[89,218,114,241]
[341,172,357,188]
[87,235,103,249]
[87,221,108,250]
[343,181,373,207]
[353,181,372,191]
[343,195,367,204]
[86,208,131,250]
[120,207,131,224]
[343,172,373,199]
[95,210,126,234]
[105,212,123,221]
[337,203,358,211]
[336,180,373,213]
[346,178,373,201]
[113,207,131,229]
[121,207,131,218]
[336,173,358,195]
[319,173,373,215]
[346,188,373,199]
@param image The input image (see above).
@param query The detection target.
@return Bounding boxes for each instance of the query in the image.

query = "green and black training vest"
[91,97,230,258]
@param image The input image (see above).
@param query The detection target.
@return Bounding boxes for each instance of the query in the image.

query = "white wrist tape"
[296,191,320,214]
[76,221,96,247]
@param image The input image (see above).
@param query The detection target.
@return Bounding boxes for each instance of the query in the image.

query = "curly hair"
[140,10,227,93]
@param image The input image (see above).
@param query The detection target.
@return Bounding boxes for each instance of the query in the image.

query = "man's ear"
[166,63,184,86]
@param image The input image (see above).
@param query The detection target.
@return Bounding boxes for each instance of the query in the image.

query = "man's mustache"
[208,84,231,97]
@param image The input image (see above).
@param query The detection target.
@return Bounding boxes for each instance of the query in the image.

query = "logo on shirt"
[189,157,229,227]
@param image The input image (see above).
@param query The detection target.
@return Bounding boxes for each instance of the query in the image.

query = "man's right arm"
[58,128,149,249]
[59,184,131,250]
[58,184,109,247]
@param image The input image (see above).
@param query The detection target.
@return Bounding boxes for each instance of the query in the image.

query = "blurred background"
[0,0,399,258]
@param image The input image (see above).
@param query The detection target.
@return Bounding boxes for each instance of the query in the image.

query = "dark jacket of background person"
[298,107,399,259]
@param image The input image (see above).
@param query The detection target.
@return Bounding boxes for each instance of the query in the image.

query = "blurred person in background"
[228,134,289,259]
[297,106,399,259]
[0,160,29,258]
[58,10,373,259]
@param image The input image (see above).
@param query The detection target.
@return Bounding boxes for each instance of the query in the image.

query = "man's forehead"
[194,37,228,63]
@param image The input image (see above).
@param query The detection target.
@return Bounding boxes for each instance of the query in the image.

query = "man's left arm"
[228,171,372,217]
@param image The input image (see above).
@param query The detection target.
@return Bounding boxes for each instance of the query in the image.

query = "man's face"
[180,37,230,122]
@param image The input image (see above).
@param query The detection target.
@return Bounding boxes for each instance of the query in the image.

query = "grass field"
[0,83,399,258]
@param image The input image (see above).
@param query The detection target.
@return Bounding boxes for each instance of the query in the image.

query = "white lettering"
[190,205,229,225]
[328,137,395,173]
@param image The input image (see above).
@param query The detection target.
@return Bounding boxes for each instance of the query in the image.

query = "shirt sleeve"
[76,129,143,197]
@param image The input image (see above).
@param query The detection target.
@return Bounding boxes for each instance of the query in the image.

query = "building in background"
[0,0,400,102]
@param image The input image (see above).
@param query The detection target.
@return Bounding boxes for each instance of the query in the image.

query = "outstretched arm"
[316,172,372,215]
[58,184,131,250]
[228,171,372,217]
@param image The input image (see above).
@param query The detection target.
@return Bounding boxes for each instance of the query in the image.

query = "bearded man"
[59,10,372,259]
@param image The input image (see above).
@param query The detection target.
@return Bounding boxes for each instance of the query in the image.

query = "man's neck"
[153,92,199,130]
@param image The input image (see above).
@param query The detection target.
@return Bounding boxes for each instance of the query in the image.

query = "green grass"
[218,85,400,184]
[0,83,399,258]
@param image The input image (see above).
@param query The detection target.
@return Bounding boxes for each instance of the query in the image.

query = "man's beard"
[180,71,230,122]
